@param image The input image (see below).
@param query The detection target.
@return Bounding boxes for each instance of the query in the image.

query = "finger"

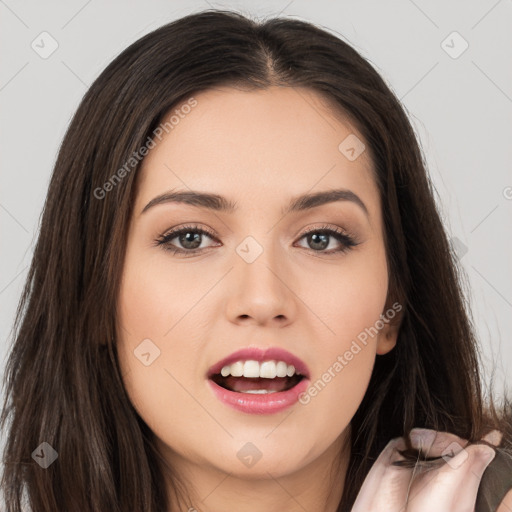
[352,436,415,512]
[409,428,470,459]
[481,429,503,447]
[406,443,496,512]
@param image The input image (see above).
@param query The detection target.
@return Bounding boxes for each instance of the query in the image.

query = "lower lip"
[208,377,310,414]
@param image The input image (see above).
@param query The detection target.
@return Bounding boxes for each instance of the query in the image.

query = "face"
[116,86,398,485]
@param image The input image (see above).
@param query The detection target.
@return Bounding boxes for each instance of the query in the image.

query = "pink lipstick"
[207,347,310,414]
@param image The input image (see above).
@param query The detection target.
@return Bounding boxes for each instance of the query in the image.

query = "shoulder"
[476,448,512,512]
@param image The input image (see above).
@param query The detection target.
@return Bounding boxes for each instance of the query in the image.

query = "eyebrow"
[140,188,369,218]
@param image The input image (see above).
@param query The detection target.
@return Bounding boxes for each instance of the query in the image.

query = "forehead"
[135,86,379,219]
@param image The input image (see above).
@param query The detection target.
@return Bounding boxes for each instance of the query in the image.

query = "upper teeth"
[220,360,300,379]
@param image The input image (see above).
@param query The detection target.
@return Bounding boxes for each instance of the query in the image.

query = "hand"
[351,428,500,511]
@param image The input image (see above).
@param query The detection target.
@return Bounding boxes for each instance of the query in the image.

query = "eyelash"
[154,223,359,257]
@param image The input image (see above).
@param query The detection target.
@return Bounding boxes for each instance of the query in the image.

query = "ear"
[376,299,403,355]
[376,321,399,355]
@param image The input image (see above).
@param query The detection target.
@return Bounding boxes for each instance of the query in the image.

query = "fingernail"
[478,446,496,465]
[410,428,437,451]
[482,429,502,447]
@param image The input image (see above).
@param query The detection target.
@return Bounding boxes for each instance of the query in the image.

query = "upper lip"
[207,347,310,379]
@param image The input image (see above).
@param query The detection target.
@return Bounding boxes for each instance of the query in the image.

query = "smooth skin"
[115,86,504,511]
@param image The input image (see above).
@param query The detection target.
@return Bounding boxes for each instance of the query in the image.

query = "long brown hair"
[1,9,510,511]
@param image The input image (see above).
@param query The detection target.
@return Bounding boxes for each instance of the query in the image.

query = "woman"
[1,9,511,512]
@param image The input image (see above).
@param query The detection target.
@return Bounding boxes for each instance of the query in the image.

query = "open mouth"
[207,354,310,413]
[210,373,305,394]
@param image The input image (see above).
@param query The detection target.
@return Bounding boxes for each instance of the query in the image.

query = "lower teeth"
[239,389,278,394]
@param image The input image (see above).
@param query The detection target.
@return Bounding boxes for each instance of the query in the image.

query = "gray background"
[1,0,511,455]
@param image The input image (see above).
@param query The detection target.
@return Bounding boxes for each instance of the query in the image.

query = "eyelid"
[299,223,358,241]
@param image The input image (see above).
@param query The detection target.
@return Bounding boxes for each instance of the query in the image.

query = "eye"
[155,224,219,256]
[295,224,359,254]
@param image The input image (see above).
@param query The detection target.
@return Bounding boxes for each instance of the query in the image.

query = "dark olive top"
[476,448,512,511]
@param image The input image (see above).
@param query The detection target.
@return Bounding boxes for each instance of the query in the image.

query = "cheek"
[115,243,216,435]
[298,246,388,426]
[116,248,201,340]
[308,244,389,347]
[117,353,207,442]
[299,347,375,442]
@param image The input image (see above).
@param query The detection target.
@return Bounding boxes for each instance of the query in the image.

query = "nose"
[225,241,297,326]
